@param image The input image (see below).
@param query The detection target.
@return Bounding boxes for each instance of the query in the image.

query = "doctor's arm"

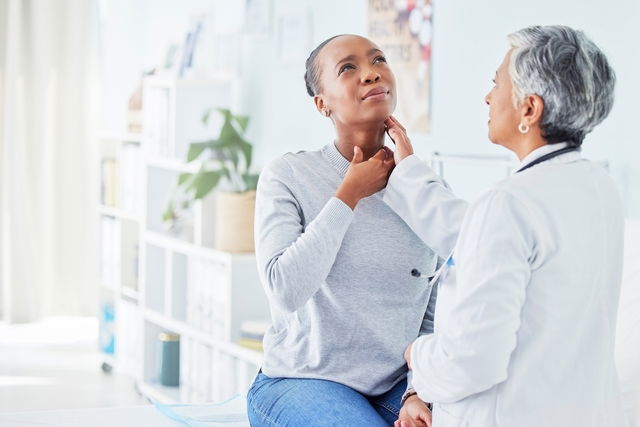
[383,117,468,259]
[409,190,533,403]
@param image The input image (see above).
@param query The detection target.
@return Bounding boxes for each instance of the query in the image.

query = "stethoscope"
[423,144,580,288]
[516,145,579,173]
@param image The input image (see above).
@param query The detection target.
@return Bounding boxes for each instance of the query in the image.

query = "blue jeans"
[247,371,406,426]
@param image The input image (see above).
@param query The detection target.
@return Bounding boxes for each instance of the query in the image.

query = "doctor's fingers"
[382,146,395,160]
[385,115,407,134]
[389,115,407,133]
[419,411,432,427]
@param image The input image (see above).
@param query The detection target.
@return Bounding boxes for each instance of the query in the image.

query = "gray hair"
[507,25,615,146]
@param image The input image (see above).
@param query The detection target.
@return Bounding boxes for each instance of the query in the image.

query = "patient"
[246,34,437,426]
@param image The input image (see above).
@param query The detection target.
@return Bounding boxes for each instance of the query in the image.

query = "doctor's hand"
[335,146,395,210]
[395,395,432,427]
[385,116,414,165]
[404,342,414,370]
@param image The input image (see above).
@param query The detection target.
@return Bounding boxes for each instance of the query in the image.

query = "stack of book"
[238,320,270,352]
[100,158,118,207]
[118,142,143,214]
[100,216,121,289]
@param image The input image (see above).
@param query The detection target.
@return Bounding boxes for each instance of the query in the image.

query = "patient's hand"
[385,116,414,164]
[395,395,432,427]
[335,146,394,210]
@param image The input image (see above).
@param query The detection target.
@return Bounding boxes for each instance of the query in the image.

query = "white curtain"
[0,0,99,322]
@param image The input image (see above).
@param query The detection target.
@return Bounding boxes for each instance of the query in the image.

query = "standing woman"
[384,26,625,427]
[247,35,438,426]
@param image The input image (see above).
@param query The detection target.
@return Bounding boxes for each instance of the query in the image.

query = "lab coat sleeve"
[410,190,534,403]
[383,155,468,259]
[254,157,354,313]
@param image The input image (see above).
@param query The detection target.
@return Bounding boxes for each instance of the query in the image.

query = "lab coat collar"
[516,142,581,172]
[322,142,350,177]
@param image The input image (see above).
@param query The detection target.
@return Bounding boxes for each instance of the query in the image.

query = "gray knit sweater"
[254,142,439,395]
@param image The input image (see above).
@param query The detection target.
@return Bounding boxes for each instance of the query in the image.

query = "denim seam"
[372,399,400,417]
[249,399,280,426]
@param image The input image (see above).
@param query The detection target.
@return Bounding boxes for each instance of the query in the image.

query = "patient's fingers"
[372,148,387,161]
[352,146,364,163]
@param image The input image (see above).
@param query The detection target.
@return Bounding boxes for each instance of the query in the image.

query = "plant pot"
[215,190,256,253]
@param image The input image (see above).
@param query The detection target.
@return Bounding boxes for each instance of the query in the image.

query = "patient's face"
[315,35,397,126]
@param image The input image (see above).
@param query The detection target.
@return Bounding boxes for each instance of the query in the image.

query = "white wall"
[100,0,640,217]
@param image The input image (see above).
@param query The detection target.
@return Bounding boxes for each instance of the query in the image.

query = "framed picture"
[368,0,433,133]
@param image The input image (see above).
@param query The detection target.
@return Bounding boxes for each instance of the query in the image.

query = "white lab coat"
[383,144,626,427]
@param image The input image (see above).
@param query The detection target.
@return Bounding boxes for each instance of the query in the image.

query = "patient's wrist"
[335,186,359,210]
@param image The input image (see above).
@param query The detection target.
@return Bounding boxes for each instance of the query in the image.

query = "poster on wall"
[368,0,433,133]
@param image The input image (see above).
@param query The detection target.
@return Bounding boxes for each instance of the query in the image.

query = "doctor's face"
[315,35,397,126]
[485,50,520,146]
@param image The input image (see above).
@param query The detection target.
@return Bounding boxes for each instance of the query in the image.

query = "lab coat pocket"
[433,402,468,427]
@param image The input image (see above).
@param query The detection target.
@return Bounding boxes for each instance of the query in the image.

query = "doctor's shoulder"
[460,184,535,231]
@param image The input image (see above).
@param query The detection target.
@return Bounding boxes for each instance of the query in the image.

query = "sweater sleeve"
[254,157,355,313]
[383,155,468,259]
[418,280,438,335]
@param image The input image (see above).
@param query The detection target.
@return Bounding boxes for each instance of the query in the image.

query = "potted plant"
[163,108,259,252]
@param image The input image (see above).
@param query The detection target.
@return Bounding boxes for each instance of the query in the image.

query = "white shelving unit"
[98,77,269,405]
[97,133,144,377]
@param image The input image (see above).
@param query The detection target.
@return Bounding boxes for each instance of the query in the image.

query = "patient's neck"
[334,121,386,161]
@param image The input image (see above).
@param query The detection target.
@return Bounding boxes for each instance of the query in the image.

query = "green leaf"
[178,172,193,186]
[234,114,250,131]
[202,108,213,125]
[217,108,231,121]
[163,200,176,222]
[187,142,211,162]
[223,146,239,169]
[219,119,241,144]
[238,139,253,169]
[242,173,260,191]
[193,170,223,199]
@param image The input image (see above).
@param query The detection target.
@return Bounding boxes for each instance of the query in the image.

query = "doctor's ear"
[519,94,544,129]
[314,95,331,117]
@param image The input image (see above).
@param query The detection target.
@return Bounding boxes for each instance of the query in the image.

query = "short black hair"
[304,34,345,97]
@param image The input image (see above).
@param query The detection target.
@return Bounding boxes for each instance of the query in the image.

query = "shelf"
[102,353,116,366]
[144,308,263,366]
[144,230,255,262]
[147,156,200,174]
[121,286,139,300]
[98,205,142,222]
[144,75,235,89]
[146,156,225,174]
[137,381,180,404]
[98,131,143,143]
[99,281,119,294]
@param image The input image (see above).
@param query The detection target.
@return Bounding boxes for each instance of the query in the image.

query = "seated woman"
[247,34,437,426]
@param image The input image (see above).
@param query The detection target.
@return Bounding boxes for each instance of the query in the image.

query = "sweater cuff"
[323,196,355,229]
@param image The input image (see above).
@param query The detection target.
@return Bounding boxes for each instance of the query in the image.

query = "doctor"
[384,26,626,427]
